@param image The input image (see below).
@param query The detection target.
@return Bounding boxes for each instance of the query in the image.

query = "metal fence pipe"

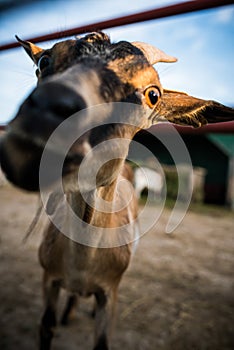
[0,0,233,51]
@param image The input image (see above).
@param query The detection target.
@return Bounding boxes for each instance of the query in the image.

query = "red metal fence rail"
[0,0,233,51]
[0,0,233,132]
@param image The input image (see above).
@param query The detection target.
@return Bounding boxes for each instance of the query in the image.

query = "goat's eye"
[144,87,161,108]
[38,55,51,72]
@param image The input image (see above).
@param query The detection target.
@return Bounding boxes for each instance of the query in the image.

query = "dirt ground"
[0,184,234,350]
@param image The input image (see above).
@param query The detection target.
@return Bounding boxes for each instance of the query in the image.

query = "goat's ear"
[155,89,234,128]
[15,35,44,64]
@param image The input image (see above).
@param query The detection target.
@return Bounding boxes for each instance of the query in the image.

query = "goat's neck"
[70,158,125,226]
[67,125,137,232]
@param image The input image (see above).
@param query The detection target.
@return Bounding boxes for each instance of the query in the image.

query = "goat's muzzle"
[0,82,88,191]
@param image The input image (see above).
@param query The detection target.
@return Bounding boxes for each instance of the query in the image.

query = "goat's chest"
[64,244,131,294]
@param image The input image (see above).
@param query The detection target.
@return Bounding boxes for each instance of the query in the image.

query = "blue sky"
[0,0,233,124]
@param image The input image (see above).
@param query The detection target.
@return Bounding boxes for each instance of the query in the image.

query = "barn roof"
[207,134,234,157]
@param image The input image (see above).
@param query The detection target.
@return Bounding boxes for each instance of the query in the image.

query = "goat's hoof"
[60,316,69,326]
[93,335,108,350]
[90,308,96,319]
[39,325,54,350]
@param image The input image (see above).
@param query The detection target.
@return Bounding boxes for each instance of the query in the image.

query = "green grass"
[139,195,233,217]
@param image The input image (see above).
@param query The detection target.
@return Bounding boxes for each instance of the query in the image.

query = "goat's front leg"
[39,273,61,350]
[93,287,118,350]
[61,293,78,325]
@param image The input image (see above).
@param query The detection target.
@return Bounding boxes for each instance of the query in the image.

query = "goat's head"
[0,32,233,191]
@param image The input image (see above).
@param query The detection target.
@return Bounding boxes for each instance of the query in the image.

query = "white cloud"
[215,7,234,24]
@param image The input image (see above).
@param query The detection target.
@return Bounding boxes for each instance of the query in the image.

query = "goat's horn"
[132,41,177,65]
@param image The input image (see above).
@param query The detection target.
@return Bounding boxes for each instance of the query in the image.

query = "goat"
[0,32,233,350]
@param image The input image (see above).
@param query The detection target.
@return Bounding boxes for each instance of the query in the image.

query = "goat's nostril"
[51,93,87,118]
[31,82,87,119]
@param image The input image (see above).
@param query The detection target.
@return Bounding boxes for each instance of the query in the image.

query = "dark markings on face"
[36,32,150,101]
[33,32,157,153]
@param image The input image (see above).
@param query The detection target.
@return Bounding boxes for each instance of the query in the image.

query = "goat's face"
[0,32,233,191]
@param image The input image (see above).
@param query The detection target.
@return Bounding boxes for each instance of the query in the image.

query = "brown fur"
[38,161,137,349]
[0,32,233,350]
